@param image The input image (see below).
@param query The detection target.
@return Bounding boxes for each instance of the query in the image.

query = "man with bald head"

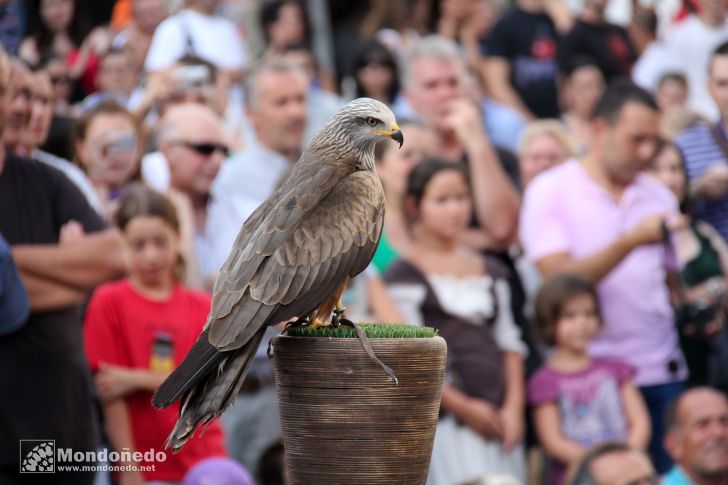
[156,102,229,289]
[159,102,227,204]
[664,387,728,485]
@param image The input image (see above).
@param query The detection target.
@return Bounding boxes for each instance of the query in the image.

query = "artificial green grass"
[285,323,437,338]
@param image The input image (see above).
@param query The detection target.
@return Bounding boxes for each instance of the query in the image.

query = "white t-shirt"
[632,41,669,92]
[144,9,248,71]
[563,0,680,33]
[664,15,728,121]
[562,0,630,26]
[140,151,170,192]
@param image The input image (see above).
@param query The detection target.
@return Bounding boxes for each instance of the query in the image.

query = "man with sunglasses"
[157,101,229,290]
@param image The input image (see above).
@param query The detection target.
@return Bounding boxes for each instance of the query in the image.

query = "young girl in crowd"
[528,274,651,485]
[84,184,226,484]
[385,159,527,485]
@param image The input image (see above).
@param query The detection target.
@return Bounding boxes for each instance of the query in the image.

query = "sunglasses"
[173,141,230,157]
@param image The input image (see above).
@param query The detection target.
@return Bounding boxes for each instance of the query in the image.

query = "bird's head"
[333,97,404,151]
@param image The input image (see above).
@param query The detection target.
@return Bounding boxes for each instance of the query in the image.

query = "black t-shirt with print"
[484,7,561,119]
[558,19,637,81]
[0,155,106,470]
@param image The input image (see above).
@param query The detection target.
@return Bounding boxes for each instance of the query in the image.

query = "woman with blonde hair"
[518,120,575,189]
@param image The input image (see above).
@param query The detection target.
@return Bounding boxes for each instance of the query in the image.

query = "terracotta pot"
[272,335,447,485]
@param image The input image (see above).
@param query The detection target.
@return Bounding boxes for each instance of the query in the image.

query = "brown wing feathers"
[209,171,384,352]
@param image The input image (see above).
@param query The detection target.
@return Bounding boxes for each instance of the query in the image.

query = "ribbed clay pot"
[272,334,447,485]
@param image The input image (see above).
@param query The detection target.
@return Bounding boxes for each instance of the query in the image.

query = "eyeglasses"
[172,141,230,157]
[101,133,138,157]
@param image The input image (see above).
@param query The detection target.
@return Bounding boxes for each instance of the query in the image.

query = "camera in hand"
[675,299,715,335]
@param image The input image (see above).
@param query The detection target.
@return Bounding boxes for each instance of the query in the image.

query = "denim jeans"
[639,381,685,474]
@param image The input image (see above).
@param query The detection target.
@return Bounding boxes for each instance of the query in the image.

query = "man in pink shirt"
[520,80,686,473]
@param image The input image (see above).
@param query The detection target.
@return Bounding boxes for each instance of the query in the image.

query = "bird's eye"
[366,117,378,126]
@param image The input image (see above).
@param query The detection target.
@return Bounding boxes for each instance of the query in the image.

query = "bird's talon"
[338,318,355,328]
[331,307,347,327]
[285,315,312,330]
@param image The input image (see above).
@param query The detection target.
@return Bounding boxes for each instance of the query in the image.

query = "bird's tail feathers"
[152,329,224,409]
[163,328,266,451]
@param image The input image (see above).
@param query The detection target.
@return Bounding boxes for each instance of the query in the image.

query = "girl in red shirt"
[84,183,226,484]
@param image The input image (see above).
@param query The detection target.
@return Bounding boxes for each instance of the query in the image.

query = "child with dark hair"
[385,158,527,485]
[21,0,110,97]
[260,0,310,58]
[561,56,605,154]
[528,273,650,485]
[351,40,400,105]
[84,183,226,484]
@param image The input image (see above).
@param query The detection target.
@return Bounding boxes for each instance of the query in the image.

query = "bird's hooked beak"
[374,123,404,149]
[391,128,404,149]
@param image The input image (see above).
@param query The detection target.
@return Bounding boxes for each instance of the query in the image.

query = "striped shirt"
[675,123,728,241]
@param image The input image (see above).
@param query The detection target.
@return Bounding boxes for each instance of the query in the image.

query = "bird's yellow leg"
[311,280,348,328]
[308,319,331,328]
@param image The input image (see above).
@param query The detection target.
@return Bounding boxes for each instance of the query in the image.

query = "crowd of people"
[1,0,728,484]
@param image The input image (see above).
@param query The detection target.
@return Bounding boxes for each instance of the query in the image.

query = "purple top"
[528,358,636,485]
[520,160,687,385]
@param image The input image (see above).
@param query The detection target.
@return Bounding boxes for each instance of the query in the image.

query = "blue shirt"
[0,1,23,55]
[663,466,694,485]
[482,98,527,154]
[0,233,29,335]
[675,122,728,241]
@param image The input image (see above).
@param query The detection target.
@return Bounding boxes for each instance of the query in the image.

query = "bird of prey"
[152,97,403,450]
